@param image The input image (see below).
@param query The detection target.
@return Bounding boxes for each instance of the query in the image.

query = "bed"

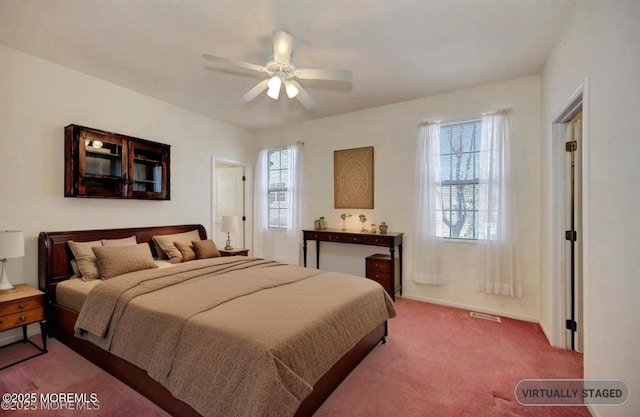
[38,224,394,417]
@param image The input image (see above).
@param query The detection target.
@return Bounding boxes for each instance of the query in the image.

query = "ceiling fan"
[202,30,352,109]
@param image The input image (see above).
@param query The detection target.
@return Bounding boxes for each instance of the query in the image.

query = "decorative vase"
[358,214,367,232]
[379,222,388,234]
[370,224,377,234]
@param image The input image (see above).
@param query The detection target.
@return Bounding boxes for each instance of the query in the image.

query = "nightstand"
[219,248,250,257]
[0,284,47,370]
[365,254,401,300]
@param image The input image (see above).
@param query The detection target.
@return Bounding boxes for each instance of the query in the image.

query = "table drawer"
[364,235,391,246]
[0,308,43,331]
[0,297,43,316]
[303,231,328,241]
[327,234,365,244]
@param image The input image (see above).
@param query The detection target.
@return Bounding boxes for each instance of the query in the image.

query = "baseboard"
[0,326,42,346]
[400,294,539,323]
[538,319,553,345]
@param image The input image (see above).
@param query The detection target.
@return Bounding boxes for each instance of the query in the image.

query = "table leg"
[316,241,320,269]
[303,238,308,267]
[399,242,403,295]
[40,320,48,352]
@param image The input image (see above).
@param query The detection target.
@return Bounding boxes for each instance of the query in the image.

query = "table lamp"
[221,216,239,250]
[0,230,24,293]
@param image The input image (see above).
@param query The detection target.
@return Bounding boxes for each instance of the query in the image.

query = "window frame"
[267,147,290,230]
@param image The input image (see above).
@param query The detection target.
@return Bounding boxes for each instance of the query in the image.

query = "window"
[437,119,482,239]
[414,112,516,293]
[267,148,289,229]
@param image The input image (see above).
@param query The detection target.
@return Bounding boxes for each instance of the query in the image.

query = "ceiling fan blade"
[202,54,267,73]
[289,81,316,109]
[242,79,269,102]
[273,30,293,65]
[295,67,352,82]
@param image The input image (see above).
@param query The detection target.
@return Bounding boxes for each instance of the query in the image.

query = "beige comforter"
[75,257,396,417]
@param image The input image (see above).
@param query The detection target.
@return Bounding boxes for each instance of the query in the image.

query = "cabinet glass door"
[129,141,169,199]
[79,131,126,196]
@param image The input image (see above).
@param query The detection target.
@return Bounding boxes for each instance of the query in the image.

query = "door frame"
[211,157,253,252]
[548,80,590,350]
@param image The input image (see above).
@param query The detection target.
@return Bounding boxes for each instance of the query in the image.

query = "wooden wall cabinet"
[64,124,170,200]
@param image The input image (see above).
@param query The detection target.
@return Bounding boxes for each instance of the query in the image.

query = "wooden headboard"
[38,224,207,300]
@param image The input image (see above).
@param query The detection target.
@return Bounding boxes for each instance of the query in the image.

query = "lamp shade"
[221,216,239,233]
[0,230,25,259]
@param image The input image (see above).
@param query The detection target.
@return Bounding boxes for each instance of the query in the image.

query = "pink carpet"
[0,298,590,417]
[0,337,169,417]
[315,298,590,417]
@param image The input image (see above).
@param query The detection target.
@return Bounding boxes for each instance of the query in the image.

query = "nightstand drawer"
[371,279,392,294]
[366,259,392,272]
[0,308,44,331]
[0,297,43,316]
[367,270,391,283]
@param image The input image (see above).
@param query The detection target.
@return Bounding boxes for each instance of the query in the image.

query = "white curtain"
[253,142,303,265]
[412,123,446,285]
[476,112,521,297]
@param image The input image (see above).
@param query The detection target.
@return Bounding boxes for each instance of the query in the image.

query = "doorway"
[563,111,583,352]
[552,84,586,352]
[212,159,250,251]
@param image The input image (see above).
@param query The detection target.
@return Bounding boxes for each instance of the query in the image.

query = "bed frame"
[38,224,387,417]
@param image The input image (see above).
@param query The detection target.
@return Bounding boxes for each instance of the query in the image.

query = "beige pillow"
[174,241,196,262]
[75,256,102,280]
[152,230,201,264]
[152,239,168,260]
[192,239,220,259]
[92,243,158,280]
[68,240,102,281]
[102,235,137,246]
[70,259,80,277]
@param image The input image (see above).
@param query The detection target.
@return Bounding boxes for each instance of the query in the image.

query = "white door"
[564,112,583,352]
[215,166,245,250]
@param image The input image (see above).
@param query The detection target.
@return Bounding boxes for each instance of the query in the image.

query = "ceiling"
[0,0,575,131]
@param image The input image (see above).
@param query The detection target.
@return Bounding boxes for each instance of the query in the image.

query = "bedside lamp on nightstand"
[0,230,24,293]
[221,216,239,250]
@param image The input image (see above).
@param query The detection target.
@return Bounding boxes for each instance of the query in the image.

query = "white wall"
[541,1,640,416]
[0,44,255,341]
[254,76,542,321]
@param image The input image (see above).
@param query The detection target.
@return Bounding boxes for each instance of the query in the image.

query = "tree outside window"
[437,120,482,239]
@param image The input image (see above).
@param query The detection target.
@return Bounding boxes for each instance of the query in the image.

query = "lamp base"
[0,260,17,293]
[224,233,233,250]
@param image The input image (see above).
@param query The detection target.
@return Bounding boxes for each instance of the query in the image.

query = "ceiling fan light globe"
[267,76,282,100]
[285,81,299,98]
[266,87,280,100]
[268,76,281,90]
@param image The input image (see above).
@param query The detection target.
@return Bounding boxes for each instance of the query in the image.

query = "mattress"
[56,260,176,312]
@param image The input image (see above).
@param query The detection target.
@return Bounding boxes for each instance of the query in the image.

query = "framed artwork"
[334,146,374,209]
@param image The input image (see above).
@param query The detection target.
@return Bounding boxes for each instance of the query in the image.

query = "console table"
[302,229,403,297]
